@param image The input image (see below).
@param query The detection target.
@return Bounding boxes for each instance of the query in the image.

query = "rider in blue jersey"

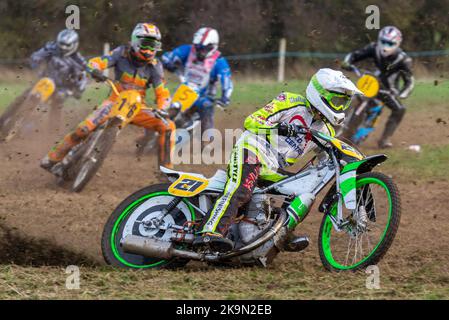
[161,27,233,135]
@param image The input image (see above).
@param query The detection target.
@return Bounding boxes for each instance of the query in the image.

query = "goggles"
[380,39,398,48]
[194,44,215,54]
[312,75,353,112]
[328,92,352,111]
[138,37,162,51]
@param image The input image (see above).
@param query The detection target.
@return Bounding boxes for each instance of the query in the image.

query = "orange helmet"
[130,23,162,63]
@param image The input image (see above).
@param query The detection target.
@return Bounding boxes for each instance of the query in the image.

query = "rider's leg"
[131,109,176,168]
[193,144,261,252]
[377,91,406,148]
[43,100,113,166]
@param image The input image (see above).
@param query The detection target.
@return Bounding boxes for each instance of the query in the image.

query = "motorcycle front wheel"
[318,172,401,271]
[70,119,120,192]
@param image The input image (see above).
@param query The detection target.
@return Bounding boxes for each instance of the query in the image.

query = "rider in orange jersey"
[40,23,175,171]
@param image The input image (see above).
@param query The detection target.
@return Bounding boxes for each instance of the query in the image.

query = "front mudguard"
[318,154,387,213]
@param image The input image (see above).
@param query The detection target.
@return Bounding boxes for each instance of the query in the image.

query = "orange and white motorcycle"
[52,78,168,192]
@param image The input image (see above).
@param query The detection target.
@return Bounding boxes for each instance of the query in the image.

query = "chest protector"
[184,47,220,90]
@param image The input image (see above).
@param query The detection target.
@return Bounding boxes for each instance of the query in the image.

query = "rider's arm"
[213,58,233,106]
[303,120,334,157]
[343,43,376,67]
[161,44,190,72]
[29,42,54,69]
[398,55,415,99]
[86,45,123,72]
[150,60,171,110]
[244,93,294,134]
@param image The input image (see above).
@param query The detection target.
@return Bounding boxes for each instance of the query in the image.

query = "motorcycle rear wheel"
[101,183,196,269]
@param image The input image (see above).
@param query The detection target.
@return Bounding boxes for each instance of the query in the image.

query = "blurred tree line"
[0,0,448,74]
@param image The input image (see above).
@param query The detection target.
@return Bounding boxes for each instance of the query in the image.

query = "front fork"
[328,152,347,232]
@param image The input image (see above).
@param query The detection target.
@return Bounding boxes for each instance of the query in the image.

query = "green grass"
[382,144,449,181]
[2,78,449,112]
[0,261,447,299]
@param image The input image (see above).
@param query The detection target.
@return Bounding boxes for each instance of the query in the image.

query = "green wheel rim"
[110,191,195,269]
[321,177,392,270]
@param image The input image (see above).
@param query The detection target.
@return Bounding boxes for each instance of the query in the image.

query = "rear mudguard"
[318,154,387,213]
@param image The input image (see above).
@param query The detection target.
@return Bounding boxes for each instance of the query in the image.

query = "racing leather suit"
[343,42,414,143]
[201,92,334,235]
[47,45,175,167]
[161,44,233,134]
[29,41,88,125]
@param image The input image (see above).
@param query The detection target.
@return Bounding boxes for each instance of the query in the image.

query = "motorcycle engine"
[238,194,271,244]
[233,194,287,266]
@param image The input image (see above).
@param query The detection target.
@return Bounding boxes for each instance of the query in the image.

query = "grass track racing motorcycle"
[102,127,401,271]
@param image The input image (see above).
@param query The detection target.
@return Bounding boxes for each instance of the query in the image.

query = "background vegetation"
[1,0,449,76]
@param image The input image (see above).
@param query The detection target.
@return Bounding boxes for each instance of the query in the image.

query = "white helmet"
[306,68,363,126]
[192,27,219,60]
[378,26,402,57]
[56,29,79,57]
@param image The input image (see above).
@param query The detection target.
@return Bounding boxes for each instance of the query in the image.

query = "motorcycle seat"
[160,166,227,191]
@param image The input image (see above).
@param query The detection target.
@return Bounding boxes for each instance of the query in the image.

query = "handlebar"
[346,64,381,79]
[346,64,363,77]
[105,79,120,96]
[293,124,310,135]
[99,75,170,120]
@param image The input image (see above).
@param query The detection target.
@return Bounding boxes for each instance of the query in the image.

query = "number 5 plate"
[168,174,209,197]
[172,84,199,112]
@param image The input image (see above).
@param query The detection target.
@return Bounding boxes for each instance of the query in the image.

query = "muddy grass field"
[0,78,448,299]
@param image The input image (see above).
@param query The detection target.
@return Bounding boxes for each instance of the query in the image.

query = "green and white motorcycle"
[101,127,401,271]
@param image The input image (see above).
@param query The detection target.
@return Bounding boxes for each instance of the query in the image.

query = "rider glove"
[90,69,107,82]
[277,122,299,137]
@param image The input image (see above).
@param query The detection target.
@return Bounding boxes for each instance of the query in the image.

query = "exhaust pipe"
[121,210,288,262]
[121,235,173,259]
[121,235,202,260]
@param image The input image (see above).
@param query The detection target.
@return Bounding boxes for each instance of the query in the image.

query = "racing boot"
[378,115,401,149]
[40,155,58,173]
[40,155,66,177]
[192,232,234,253]
[378,139,393,149]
